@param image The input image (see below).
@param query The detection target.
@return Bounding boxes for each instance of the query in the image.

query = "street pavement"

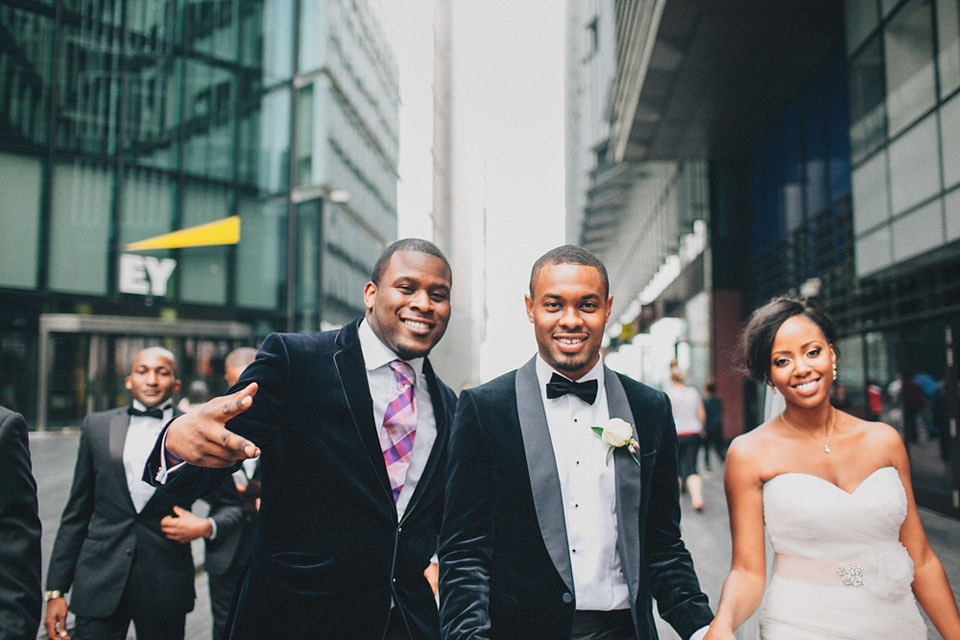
[28,431,960,639]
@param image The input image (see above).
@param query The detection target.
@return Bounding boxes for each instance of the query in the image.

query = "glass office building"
[0,0,399,429]
[570,0,960,515]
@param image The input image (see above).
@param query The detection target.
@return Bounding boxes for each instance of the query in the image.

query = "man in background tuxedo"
[146,239,457,639]
[44,347,228,640]
[440,245,712,640]
[0,406,42,640]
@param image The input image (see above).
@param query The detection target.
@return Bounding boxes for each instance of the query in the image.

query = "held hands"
[160,505,213,543]
[44,597,70,639]
[164,383,260,467]
[703,624,736,640]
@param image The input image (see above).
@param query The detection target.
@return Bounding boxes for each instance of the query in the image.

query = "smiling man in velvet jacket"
[439,245,712,640]
[145,239,457,640]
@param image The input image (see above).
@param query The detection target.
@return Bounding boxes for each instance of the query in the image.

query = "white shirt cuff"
[690,625,710,640]
[207,517,218,540]
[153,430,186,484]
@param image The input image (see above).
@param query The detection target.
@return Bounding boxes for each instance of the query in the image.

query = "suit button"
[562,592,573,604]
[397,526,403,534]
[393,577,398,584]
[125,548,132,556]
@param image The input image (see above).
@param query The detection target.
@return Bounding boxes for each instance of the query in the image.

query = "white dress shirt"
[358,319,436,520]
[535,357,711,639]
[123,400,174,513]
[536,355,630,611]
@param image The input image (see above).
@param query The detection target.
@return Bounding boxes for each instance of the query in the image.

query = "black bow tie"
[545,373,598,404]
[127,405,167,419]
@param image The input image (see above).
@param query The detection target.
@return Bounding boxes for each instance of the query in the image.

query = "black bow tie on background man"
[545,372,598,405]
[127,405,168,419]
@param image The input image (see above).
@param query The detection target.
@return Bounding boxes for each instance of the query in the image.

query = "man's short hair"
[370,238,451,285]
[529,245,609,298]
[225,347,258,372]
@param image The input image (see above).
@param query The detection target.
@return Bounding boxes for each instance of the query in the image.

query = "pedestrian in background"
[666,368,706,511]
[0,406,42,640]
[701,380,725,471]
[44,347,222,640]
[177,379,211,413]
[204,346,259,640]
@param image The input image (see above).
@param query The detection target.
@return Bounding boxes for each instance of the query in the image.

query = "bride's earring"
[832,361,838,382]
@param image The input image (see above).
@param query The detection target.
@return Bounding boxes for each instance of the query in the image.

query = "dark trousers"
[75,608,184,640]
[73,565,186,640]
[570,609,635,640]
[209,563,245,640]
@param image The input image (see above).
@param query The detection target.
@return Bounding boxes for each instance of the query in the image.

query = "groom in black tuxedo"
[440,245,712,640]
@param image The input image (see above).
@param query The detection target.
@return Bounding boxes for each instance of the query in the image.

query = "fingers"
[45,600,69,639]
[212,383,258,423]
[165,399,261,467]
[172,505,188,516]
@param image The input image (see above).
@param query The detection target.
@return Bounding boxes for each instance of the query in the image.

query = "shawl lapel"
[515,357,574,594]
[606,368,642,605]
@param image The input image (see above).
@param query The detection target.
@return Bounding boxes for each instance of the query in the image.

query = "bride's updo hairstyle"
[738,297,838,385]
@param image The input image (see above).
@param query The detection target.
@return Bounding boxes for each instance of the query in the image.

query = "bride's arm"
[704,438,767,640]
[889,428,960,639]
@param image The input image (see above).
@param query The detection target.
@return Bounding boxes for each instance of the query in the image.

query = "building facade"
[567,0,960,516]
[0,0,399,429]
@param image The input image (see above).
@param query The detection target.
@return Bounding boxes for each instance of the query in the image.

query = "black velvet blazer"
[147,319,456,639]
[439,358,712,640]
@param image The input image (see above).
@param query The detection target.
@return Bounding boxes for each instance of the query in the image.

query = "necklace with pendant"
[780,408,835,454]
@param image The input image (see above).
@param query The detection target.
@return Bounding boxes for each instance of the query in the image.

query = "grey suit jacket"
[46,407,197,619]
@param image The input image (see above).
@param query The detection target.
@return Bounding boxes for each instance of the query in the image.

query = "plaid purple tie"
[380,360,417,502]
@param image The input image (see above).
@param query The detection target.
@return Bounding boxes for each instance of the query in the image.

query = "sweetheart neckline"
[763,466,897,496]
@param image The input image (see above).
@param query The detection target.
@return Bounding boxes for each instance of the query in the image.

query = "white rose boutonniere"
[591,418,641,466]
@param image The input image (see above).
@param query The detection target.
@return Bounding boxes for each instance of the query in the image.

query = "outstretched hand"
[164,382,261,467]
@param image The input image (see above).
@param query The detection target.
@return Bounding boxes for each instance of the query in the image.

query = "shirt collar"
[131,398,174,414]
[358,318,425,382]
[535,353,605,396]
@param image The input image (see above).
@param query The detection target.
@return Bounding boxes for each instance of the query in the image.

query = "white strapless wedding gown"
[759,466,927,639]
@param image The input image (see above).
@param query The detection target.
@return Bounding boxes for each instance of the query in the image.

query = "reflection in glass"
[884,0,935,136]
[0,153,42,289]
[236,198,286,311]
[180,186,230,305]
[849,37,886,161]
[0,6,54,146]
[937,0,960,97]
[49,161,112,295]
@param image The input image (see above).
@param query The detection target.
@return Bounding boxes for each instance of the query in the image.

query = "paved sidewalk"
[29,432,960,639]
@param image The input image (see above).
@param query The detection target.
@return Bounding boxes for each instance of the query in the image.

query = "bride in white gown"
[704,297,960,640]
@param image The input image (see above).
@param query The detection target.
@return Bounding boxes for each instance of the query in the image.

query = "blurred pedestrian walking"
[44,347,219,640]
[0,406,42,640]
[666,368,706,511]
[701,380,725,471]
[177,379,211,413]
